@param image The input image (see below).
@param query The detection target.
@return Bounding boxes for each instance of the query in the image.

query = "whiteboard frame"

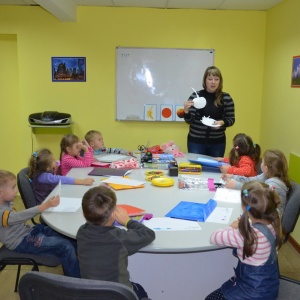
[116,47,214,122]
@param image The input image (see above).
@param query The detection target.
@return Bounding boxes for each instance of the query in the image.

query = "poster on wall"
[291,55,300,88]
[52,57,86,82]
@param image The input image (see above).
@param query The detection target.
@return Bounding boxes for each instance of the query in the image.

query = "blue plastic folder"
[165,199,217,222]
[189,157,225,168]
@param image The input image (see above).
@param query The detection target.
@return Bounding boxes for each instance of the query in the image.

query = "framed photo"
[52,57,86,82]
[291,55,300,87]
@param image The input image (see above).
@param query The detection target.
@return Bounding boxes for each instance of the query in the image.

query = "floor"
[1,197,300,300]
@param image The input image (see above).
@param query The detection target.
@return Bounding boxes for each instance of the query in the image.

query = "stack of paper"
[102,176,145,190]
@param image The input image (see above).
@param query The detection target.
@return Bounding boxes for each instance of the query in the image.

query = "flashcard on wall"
[160,105,173,121]
[175,105,185,122]
[144,104,157,121]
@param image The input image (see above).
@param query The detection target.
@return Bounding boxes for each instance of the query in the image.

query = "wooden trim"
[288,235,300,254]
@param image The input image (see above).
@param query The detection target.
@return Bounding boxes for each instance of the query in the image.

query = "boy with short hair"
[76,186,155,299]
[85,130,132,156]
[0,169,80,278]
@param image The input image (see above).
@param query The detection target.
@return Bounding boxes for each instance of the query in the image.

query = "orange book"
[117,204,146,216]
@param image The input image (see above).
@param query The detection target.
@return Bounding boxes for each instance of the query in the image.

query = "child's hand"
[115,206,130,226]
[93,157,98,162]
[75,178,95,185]
[39,195,60,212]
[48,195,60,207]
[224,179,236,189]
[82,178,94,185]
[221,174,233,181]
[219,164,230,174]
[230,218,239,229]
[214,157,224,162]
[126,151,133,156]
[78,141,89,153]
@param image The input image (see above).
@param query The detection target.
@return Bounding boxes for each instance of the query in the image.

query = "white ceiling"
[0,0,284,21]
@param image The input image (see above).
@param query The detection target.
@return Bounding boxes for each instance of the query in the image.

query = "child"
[76,186,155,300]
[60,134,94,176]
[28,148,94,204]
[0,169,80,278]
[222,149,291,216]
[205,181,282,300]
[217,133,261,176]
[85,130,132,156]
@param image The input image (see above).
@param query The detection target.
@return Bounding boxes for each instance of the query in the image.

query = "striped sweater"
[210,224,276,266]
[184,89,235,144]
[61,147,94,176]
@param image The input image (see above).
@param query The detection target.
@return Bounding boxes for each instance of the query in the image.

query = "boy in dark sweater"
[76,186,155,300]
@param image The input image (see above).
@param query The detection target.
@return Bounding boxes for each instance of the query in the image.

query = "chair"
[17,167,39,224]
[19,271,139,300]
[0,245,60,292]
[281,181,300,243]
[0,167,61,292]
[278,275,300,299]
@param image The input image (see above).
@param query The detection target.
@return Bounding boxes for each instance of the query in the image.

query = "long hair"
[239,181,282,259]
[28,148,53,179]
[202,66,223,106]
[263,149,291,190]
[229,133,261,168]
[57,134,80,175]
[82,186,117,225]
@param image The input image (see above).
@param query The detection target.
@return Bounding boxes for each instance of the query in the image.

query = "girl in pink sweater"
[59,134,94,176]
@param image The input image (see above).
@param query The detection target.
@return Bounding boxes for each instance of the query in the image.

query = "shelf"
[29,123,73,134]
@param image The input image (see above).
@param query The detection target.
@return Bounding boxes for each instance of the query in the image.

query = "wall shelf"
[29,123,74,134]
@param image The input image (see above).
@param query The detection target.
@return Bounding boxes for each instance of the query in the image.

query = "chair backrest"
[17,167,37,209]
[278,275,300,299]
[19,271,139,300]
[281,181,300,241]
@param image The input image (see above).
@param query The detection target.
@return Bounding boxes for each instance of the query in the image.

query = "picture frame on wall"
[291,55,300,87]
[52,57,86,82]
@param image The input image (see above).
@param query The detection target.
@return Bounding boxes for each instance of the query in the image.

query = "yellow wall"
[0,2,299,241]
[263,0,300,242]
[0,6,265,170]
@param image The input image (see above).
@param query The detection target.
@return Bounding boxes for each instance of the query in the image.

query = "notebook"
[96,154,129,162]
[165,199,217,222]
[88,167,131,177]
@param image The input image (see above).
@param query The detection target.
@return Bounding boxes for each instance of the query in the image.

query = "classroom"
[0,0,300,297]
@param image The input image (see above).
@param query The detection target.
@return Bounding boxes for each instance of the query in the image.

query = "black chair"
[19,271,139,300]
[17,167,39,224]
[278,275,300,299]
[0,168,61,292]
[281,181,300,243]
[0,245,60,292]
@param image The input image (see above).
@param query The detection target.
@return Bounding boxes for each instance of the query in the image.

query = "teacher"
[183,66,235,157]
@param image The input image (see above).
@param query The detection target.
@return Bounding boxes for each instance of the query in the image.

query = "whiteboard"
[116,47,214,122]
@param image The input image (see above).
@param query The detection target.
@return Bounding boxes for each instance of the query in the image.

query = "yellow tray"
[152,177,174,187]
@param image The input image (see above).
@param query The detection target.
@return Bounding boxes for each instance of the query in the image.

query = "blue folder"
[165,199,217,222]
[189,157,225,168]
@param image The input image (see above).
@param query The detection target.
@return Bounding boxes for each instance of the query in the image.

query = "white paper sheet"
[213,188,241,203]
[102,176,145,187]
[46,197,82,213]
[205,207,233,224]
[143,217,202,231]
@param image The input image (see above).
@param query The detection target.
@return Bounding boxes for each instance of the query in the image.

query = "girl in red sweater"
[217,133,261,176]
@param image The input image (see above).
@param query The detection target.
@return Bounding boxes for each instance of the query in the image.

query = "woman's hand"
[183,100,193,113]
